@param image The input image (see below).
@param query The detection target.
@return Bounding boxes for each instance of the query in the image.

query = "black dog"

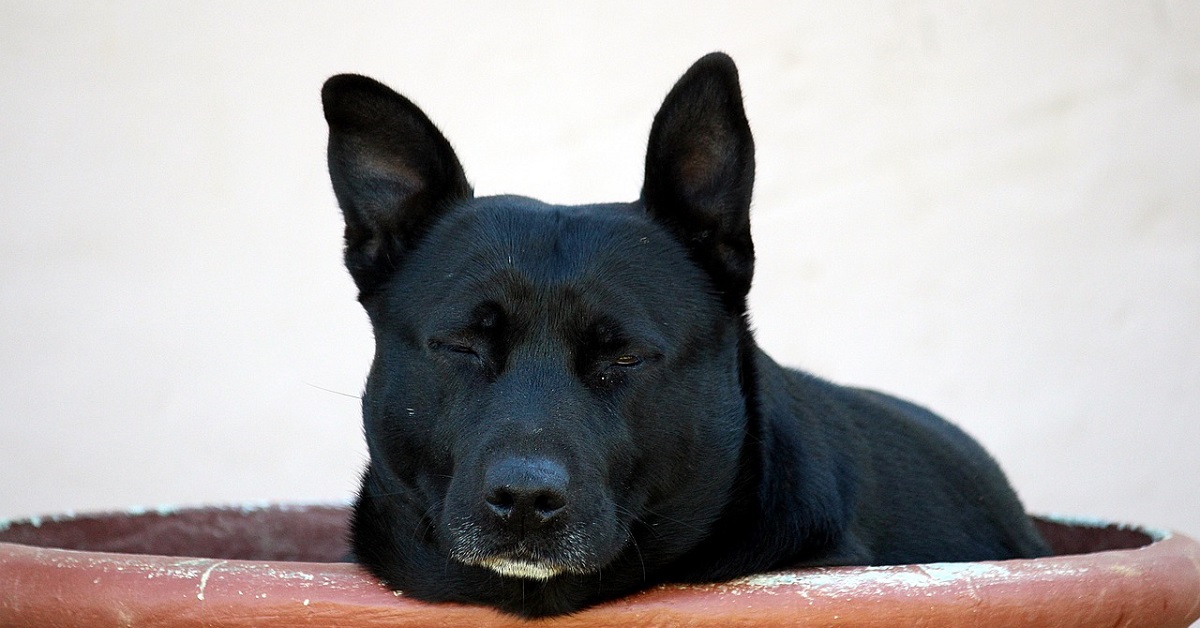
[321,52,1049,618]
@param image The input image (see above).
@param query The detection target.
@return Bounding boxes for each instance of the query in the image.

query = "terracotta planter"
[1,504,1197,627]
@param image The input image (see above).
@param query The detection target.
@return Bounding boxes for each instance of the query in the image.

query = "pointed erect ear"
[642,52,756,313]
[322,74,472,297]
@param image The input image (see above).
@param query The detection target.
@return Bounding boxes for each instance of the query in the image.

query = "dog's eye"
[612,355,642,367]
[430,339,479,357]
[429,339,496,379]
[446,343,479,356]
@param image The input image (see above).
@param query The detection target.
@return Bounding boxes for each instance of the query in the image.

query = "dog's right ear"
[322,75,472,297]
[642,53,756,314]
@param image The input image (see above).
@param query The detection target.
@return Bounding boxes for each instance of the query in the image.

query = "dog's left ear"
[642,52,756,312]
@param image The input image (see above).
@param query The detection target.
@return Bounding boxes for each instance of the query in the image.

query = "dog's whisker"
[630,536,647,583]
[303,382,361,400]
[618,503,705,536]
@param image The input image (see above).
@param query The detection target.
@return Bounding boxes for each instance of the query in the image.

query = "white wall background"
[2,2,1197,539]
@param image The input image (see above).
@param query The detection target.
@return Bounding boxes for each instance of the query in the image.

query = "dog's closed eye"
[429,339,475,353]
[429,339,484,364]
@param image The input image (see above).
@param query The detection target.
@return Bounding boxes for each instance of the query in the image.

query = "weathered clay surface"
[2,504,1198,627]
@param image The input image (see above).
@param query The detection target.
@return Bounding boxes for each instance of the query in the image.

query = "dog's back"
[779,365,1050,565]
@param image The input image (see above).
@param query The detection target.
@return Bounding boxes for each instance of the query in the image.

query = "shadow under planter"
[1,503,1198,627]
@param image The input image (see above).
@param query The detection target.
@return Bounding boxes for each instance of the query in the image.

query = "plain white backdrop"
[2,2,1198,539]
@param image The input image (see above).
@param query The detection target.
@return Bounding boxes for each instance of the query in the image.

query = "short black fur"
[323,52,1049,618]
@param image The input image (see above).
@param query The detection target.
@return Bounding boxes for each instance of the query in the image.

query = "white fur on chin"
[480,558,562,580]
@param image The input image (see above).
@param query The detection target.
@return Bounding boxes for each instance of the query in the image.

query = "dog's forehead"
[394,195,712,327]
[425,196,665,281]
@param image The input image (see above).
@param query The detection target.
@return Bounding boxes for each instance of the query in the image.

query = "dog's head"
[323,53,758,616]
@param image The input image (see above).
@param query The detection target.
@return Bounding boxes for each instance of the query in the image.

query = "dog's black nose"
[483,457,569,529]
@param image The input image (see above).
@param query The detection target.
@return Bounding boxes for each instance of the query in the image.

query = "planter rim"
[0,501,1172,535]
[2,502,1198,627]
[0,500,1176,553]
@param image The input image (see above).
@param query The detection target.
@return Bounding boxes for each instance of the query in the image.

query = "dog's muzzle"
[446,455,603,579]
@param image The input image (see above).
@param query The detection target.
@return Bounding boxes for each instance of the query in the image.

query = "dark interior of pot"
[1030,516,1156,556]
[0,505,352,561]
[0,505,1155,562]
